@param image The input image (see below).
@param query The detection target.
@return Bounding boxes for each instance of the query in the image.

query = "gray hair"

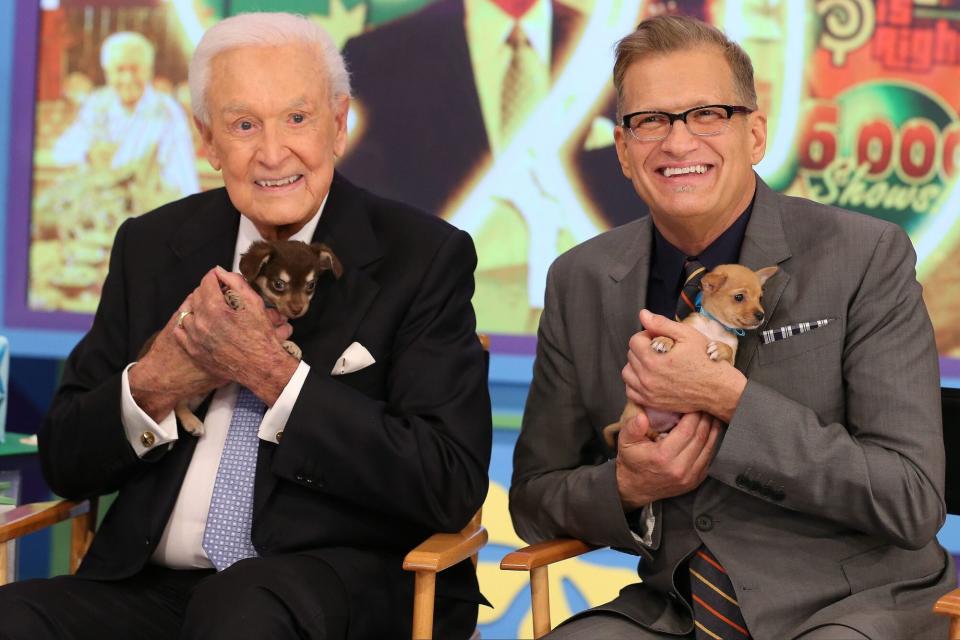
[188,12,351,125]
[100,31,155,72]
[613,15,757,120]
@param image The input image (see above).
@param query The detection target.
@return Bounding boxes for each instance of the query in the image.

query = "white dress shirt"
[120,199,325,568]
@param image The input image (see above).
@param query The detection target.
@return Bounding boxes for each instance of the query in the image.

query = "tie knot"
[676,259,707,321]
[507,23,529,49]
[683,258,706,282]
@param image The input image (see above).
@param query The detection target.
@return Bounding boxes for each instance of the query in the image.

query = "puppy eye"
[305,280,316,293]
[272,279,286,292]
[734,293,744,302]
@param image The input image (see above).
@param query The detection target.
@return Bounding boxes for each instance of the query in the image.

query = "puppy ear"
[312,243,344,279]
[700,271,727,293]
[755,266,779,286]
[239,241,273,281]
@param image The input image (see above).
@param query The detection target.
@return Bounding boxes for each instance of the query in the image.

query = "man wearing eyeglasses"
[511,14,953,640]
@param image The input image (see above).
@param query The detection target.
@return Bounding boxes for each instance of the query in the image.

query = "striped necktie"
[690,547,751,638]
[676,259,706,321]
[202,386,265,571]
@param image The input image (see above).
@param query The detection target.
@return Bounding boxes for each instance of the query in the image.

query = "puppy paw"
[282,340,302,360]
[651,336,675,353]
[707,341,734,363]
[223,289,244,311]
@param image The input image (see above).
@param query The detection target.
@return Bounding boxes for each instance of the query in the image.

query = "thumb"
[619,409,652,447]
[638,309,679,337]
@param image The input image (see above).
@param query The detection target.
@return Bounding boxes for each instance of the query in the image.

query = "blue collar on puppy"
[695,292,746,337]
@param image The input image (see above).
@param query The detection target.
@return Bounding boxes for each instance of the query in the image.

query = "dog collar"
[695,292,746,337]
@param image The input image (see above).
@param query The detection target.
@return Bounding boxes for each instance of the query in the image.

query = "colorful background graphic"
[2,1,960,638]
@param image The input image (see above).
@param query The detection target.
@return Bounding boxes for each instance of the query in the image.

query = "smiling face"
[104,44,152,111]
[614,46,767,246]
[196,43,348,240]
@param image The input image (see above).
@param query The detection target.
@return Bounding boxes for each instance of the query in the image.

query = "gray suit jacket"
[510,177,955,638]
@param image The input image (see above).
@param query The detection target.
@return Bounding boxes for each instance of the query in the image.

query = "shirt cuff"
[258,360,310,444]
[628,503,656,547]
[121,363,178,457]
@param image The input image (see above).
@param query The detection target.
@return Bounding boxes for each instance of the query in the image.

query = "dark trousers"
[0,554,348,640]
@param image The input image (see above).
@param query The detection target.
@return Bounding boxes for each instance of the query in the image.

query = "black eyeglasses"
[621,104,754,141]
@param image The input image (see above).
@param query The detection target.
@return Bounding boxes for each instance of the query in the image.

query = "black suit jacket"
[38,172,492,638]
[340,0,643,226]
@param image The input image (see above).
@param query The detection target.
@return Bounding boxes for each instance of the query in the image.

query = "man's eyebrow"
[220,98,313,116]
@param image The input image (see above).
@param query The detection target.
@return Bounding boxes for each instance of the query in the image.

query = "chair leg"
[412,571,436,640]
[530,565,551,639]
[69,499,97,574]
[0,541,8,587]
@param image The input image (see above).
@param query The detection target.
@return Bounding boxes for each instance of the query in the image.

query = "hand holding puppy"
[623,310,747,423]
[615,410,722,511]
[174,267,297,405]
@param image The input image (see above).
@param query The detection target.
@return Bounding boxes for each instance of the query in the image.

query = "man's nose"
[257,126,290,166]
[659,119,699,154]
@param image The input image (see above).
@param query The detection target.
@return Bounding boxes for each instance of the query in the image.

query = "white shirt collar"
[232,193,329,271]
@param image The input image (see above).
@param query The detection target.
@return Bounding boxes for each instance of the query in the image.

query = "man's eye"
[272,279,286,291]
[734,293,745,302]
[239,121,253,131]
[291,113,305,124]
[693,108,724,122]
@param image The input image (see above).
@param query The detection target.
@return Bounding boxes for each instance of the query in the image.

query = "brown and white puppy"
[603,263,778,447]
[142,239,343,436]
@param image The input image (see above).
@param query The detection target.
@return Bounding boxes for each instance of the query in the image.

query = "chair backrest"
[943,387,960,514]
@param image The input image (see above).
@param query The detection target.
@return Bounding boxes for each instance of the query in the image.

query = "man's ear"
[239,241,273,281]
[700,271,727,293]
[748,110,768,166]
[332,95,350,159]
[194,116,221,171]
[613,126,633,180]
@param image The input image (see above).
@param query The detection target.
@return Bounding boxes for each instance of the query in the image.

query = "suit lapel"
[154,189,238,328]
[550,1,585,77]
[255,174,382,518]
[735,178,792,373]
[601,217,653,361]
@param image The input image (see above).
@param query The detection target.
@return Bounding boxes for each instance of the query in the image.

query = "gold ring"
[176,309,193,329]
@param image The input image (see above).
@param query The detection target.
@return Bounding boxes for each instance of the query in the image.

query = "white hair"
[100,31,155,71]
[188,12,351,125]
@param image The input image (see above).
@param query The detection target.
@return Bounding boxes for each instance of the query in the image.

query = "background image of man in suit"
[0,12,491,640]
[510,14,954,639]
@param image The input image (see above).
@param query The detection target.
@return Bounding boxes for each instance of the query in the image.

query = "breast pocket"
[331,361,386,398]
[757,319,843,365]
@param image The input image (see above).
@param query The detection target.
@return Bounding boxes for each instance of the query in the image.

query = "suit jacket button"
[295,473,304,481]
[275,431,283,442]
[695,515,713,531]
[140,432,156,448]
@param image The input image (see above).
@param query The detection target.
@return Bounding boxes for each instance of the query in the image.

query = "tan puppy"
[603,264,778,447]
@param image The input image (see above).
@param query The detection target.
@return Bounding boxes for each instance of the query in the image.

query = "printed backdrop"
[5,1,960,637]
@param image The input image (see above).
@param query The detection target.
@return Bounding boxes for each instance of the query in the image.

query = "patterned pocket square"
[761,319,835,345]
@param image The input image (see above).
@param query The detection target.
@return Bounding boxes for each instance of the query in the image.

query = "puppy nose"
[754,311,765,322]
[290,304,304,315]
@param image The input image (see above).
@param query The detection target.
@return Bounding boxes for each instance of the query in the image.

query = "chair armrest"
[0,499,93,544]
[934,586,960,617]
[500,538,596,571]
[403,526,489,574]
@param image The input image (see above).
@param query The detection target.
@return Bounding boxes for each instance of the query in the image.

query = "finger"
[265,308,286,327]
[656,411,706,460]
[638,309,686,340]
[274,321,294,342]
[689,419,722,482]
[618,410,651,446]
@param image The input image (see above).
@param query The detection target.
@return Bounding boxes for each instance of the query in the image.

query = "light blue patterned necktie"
[202,386,266,571]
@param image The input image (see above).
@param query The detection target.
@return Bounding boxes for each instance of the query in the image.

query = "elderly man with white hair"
[0,12,491,640]
[53,31,199,198]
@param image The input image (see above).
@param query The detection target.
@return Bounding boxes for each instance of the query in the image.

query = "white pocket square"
[331,342,376,375]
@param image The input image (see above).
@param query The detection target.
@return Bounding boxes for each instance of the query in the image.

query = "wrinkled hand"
[129,307,226,422]
[616,409,722,511]
[174,267,296,403]
[622,310,747,422]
